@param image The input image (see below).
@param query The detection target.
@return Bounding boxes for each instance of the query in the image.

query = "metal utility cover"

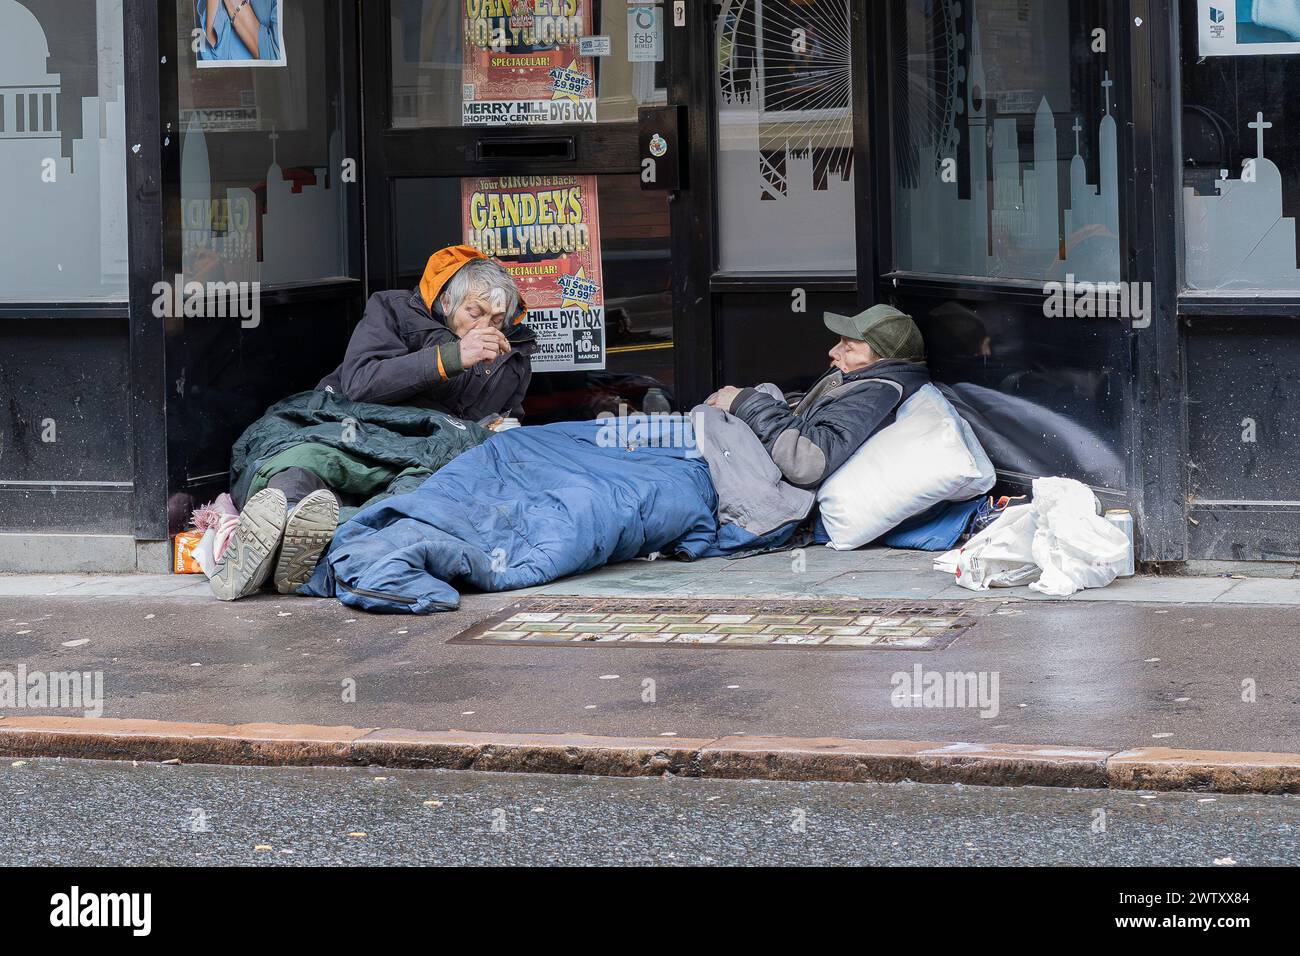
[450,598,975,651]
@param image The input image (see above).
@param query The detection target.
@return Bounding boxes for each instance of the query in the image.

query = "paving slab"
[0,575,94,596]
[723,547,927,574]
[53,575,210,597]
[808,571,956,599]
[931,583,1067,601]
[1067,575,1240,603]
[1210,578,1300,604]
[531,577,694,597]
[665,571,855,597]
[0,573,211,598]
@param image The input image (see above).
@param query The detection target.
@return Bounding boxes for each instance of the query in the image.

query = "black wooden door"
[359,0,714,420]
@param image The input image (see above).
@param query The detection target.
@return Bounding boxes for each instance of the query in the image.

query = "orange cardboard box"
[174,530,205,574]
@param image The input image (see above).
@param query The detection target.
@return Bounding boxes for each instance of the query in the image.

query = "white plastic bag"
[938,477,1132,595]
[940,504,1040,591]
[1027,477,1131,596]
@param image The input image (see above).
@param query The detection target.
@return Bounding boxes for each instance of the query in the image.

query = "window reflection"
[0,0,128,301]
[914,297,1125,490]
[177,0,349,287]
[892,0,1120,283]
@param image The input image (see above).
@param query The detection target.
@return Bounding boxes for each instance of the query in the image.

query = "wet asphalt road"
[1,758,1296,866]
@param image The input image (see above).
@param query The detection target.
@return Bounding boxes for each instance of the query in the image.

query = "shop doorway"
[359,1,700,422]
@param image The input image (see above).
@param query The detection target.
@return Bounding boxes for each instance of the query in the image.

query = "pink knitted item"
[191,494,241,562]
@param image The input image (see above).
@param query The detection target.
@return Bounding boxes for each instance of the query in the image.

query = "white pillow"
[816,384,995,550]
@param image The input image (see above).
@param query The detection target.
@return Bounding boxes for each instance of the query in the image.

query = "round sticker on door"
[649,133,668,158]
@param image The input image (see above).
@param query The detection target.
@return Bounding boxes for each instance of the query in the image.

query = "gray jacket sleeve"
[339,298,463,406]
[730,378,905,489]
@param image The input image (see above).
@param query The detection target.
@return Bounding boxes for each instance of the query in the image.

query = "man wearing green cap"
[705,304,929,490]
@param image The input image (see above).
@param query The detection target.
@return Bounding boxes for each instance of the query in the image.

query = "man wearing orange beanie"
[318,244,534,421]
[210,246,533,601]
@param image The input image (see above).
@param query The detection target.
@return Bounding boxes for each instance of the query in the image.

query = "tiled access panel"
[449,599,977,652]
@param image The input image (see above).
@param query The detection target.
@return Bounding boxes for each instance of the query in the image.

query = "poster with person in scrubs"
[196,0,287,67]
[1200,0,1300,55]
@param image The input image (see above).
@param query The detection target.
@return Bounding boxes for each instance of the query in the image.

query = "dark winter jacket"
[730,359,931,490]
[319,246,537,422]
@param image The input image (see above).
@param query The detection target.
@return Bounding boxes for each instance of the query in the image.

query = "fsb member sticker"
[573,327,603,366]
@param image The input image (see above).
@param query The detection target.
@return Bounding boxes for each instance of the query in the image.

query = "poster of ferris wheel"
[713,0,856,271]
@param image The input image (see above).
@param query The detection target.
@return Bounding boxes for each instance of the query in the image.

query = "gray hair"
[440,257,521,321]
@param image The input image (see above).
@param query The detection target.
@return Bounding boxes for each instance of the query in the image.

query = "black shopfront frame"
[87,0,1296,568]
[122,0,365,549]
[864,0,1188,565]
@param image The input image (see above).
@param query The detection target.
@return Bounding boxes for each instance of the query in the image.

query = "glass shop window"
[389,0,669,128]
[891,0,1121,284]
[1179,0,1300,293]
[713,0,857,273]
[0,0,128,301]
[176,0,351,288]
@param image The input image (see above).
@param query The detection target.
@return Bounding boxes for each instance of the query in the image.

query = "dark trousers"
[266,467,332,507]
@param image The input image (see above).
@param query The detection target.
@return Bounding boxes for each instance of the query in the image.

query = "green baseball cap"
[824,304,925,360]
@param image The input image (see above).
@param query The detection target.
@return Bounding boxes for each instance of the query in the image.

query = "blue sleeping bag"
[303,419,728,613]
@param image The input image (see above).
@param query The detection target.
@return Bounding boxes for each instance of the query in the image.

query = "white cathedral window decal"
[895,0,1121,284]
[1183,110,1300,291]
[0,0,128,301]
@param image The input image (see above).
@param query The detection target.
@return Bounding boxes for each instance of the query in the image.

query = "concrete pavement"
[3,546,1299,787]
[2,587,1297,753]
